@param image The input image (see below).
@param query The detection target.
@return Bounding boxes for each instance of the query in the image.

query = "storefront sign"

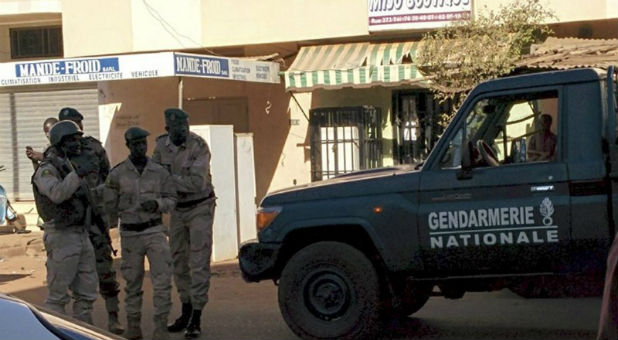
[174,52,280,83]
[0,53,175,86]
[0,51,280,87]
[368,0,472,31]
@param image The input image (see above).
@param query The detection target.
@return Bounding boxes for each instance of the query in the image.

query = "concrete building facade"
[0,0,616,241]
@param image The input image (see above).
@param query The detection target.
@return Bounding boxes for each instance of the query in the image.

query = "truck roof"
[471,68,606,96]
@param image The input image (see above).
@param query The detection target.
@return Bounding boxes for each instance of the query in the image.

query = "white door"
[190,125,238,262]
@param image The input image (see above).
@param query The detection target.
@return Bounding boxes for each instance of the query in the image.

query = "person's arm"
[151,143,161,164]
[155,168,177,213]
[173,142,211,194]
[103,170,120,227]
[26,147,43,170]
[34,164,81,204]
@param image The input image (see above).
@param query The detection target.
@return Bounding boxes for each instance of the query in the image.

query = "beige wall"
[0,0,61,15]
[202,0,367,48]
[476,0,617,22]
[58,0,618,57]
[62,0,133,57]
[98,76,296,203]
[2,1,616,59]
[130,0,202,52]
[97,77,178,163]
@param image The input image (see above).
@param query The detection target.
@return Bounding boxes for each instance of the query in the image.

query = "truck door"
[418,89,570,275]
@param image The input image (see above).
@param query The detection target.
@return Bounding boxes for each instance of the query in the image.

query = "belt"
[176,192,214,209]
[121,218,162,232]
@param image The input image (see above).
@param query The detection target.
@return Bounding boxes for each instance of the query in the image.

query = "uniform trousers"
[120,230,172,321]
[43,228,98,323]
[169,198,215,310]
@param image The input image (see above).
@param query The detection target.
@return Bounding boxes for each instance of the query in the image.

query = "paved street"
[0,245,602,340]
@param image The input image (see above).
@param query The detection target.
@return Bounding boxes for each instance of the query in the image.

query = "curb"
[0,230,241,274]
[0,230,44,259]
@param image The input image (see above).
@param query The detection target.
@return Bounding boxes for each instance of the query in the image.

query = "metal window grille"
[309,106,382,181]
[392,91,449,165]
[10,26,63,59]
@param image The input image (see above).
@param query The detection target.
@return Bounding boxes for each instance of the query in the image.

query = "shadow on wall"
[98,77,179,167]
[249,87,292,203]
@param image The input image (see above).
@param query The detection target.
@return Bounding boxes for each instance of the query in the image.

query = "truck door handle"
[531,185,554,192]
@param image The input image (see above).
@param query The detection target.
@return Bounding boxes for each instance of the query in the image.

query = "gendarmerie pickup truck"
[239,67,618,340]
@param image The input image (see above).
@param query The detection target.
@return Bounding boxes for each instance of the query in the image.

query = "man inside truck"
[527,114,557,162]
[440,91,559,169]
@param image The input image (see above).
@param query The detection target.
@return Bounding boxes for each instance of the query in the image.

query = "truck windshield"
[440,90,559,169]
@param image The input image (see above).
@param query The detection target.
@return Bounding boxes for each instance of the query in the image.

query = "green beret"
[124,126,150,142]
[58,107,84,121]
[164,108,189,125]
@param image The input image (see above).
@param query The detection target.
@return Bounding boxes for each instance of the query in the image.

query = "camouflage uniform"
[57,106,122,333]
[152,132,216,311]
[104,156,176,337]
[33,161,98,323]
[81,136,122,319]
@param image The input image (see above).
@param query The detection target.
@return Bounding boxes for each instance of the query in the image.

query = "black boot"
[167,302,192,332]
[184,309,202,339]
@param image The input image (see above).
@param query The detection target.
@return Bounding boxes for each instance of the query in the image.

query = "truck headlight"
[256,206,282,232]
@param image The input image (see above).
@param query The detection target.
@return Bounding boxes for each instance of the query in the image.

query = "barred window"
[309,106,382,181]
[10,26,63,59]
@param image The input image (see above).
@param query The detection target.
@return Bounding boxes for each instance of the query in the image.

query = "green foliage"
[417,0,555,126]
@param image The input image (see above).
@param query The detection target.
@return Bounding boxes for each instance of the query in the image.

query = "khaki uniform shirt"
[33,162,82,230]
[152,132,215,204]
[104,158,177,236]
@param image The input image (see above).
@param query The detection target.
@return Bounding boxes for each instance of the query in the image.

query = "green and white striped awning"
[283,41,426,92]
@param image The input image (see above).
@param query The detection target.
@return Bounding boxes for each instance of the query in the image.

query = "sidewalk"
[0,228,240,284]
[0,229,44,259]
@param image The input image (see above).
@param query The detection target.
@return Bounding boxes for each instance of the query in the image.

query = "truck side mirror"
[457,139,473,180]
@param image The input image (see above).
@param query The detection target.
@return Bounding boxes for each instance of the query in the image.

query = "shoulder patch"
[41,168,52,177]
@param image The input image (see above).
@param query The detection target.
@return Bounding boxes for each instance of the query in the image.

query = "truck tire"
[278,241,383,340]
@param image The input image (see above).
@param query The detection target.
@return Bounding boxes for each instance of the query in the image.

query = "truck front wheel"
[278,241,383,340]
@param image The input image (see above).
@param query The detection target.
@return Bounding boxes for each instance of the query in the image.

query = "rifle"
[65,159,117,256]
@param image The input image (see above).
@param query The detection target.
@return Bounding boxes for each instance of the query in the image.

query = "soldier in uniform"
[32,120,98,323]
[153,108,216,338]
[104,127,176,340]
[58,107,123,334]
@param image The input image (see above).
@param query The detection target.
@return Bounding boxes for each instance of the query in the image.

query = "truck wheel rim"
[304,270,350,320]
